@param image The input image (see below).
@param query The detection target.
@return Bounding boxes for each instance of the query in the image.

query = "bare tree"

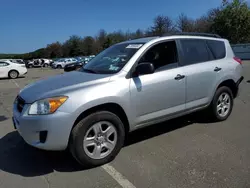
[151,15,175,36]
[176,13,195,32]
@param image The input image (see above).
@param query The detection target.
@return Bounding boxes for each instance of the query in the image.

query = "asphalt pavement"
[0,64,250,188]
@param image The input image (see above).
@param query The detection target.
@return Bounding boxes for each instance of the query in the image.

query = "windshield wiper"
[82,68,98,74]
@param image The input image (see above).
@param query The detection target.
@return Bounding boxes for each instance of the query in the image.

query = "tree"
[45,42,62,58]
[150,15,176,36]
[133,29,144,39]
[62,35,83,57]
[176,13,195,32]
[211,0,250,43]
[96,29,107,52]
[82,36,95,55]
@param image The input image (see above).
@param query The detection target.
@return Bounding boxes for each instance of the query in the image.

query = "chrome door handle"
[175,74,185,80]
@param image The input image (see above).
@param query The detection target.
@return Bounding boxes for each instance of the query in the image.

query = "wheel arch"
[8,69,19,77]
[72,103,130,134]
[216,79,238,98]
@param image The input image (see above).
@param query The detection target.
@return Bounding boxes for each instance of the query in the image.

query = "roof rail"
[163,32,221,38]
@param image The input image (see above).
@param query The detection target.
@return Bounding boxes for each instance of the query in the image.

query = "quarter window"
[180,39,211,65]
[0,62,9,67]
[206,40,226,60]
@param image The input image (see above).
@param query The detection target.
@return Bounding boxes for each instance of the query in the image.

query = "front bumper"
[13,103,74,151]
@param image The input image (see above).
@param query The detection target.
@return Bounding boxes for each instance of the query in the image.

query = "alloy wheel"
[216,92,231,118]
[83,121,117,160]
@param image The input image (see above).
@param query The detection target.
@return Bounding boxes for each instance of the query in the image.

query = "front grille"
[16,96,25,113]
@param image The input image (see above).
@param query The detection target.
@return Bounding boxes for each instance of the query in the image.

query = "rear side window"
[206,40,226,60]
[180,39,211,65]
[0,62,9,67]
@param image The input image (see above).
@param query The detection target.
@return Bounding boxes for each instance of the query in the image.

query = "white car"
[0,61,27,79]
[52,58,77,69]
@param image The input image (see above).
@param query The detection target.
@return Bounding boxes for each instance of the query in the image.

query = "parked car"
[0,61,27,79]
[12,59,25,64]
[64,61,85,72]
[13,33,243,167]
[27,59,50,68]
[51,58,77,69]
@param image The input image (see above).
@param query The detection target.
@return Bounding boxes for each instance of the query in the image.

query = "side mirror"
[134,62,155,76]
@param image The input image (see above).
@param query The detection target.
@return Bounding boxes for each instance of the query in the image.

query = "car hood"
[19,71,111,103]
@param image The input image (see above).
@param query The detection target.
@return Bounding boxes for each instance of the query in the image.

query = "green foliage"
[1,0,250,59]
[211,0,250,43]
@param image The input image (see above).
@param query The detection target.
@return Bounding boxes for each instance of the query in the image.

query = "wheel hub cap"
[217,92,231,117]
[83,121,117,160]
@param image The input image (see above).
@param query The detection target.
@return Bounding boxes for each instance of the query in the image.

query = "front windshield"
[81,43,144,74]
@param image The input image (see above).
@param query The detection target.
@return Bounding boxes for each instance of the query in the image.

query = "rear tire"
[28,64,33,68]
[57,65,62,69]
[43,64,49,68]
[8,70,19,79]
[69,111,125,167]
[209,86,234,121]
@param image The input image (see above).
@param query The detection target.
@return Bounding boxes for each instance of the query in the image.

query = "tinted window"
[0,62,9,67]
[206,40,226,59]
[181,39,210,65]
[139,41,178,71]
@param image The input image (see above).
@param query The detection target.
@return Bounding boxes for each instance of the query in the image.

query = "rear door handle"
[214,67,222,72]
[175,74,185,80]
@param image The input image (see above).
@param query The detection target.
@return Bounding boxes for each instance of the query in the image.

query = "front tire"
[209,86,234,121]
[69,111,125,167]
[57,65,62,69]
[8,70,19,79]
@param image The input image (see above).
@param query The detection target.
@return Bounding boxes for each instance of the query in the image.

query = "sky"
[0,0,222,54]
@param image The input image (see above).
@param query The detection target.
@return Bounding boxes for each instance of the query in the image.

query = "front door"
[129,40,186,126]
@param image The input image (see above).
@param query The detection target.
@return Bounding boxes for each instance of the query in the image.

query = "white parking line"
[102,164,136,188]
[10,80,20,88]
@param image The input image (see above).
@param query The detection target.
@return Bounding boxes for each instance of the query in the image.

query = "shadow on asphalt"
[0,112,211,177]
[0,115,8,122]
[0,77,25,80]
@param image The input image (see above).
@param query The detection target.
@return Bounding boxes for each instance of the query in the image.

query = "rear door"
[178,39,219,110]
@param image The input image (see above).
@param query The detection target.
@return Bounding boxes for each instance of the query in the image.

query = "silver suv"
[13,33,244,167]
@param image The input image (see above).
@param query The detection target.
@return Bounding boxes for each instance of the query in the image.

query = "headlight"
[28,96,68,115]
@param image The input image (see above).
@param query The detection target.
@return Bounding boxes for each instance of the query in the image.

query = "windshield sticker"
[109,65,119,71]
[126,44,143,49]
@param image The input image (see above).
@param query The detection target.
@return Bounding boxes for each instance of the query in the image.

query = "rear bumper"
[235,76,244,97]
[236,76,244,87]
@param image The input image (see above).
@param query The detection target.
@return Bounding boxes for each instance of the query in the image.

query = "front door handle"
[175,74,185,80]
[214,67,222,72]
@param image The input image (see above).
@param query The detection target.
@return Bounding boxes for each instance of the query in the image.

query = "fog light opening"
[39,131,48,143]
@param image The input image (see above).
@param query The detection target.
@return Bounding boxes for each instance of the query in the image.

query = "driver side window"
[139,40,178,71]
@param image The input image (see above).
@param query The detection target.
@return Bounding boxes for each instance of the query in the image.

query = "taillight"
[234,57,242,64]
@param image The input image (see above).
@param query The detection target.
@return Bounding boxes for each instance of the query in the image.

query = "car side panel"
[129,67,186,127]
[0,66,9,78]
[182,61,219,109]
[208,59,243,103]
